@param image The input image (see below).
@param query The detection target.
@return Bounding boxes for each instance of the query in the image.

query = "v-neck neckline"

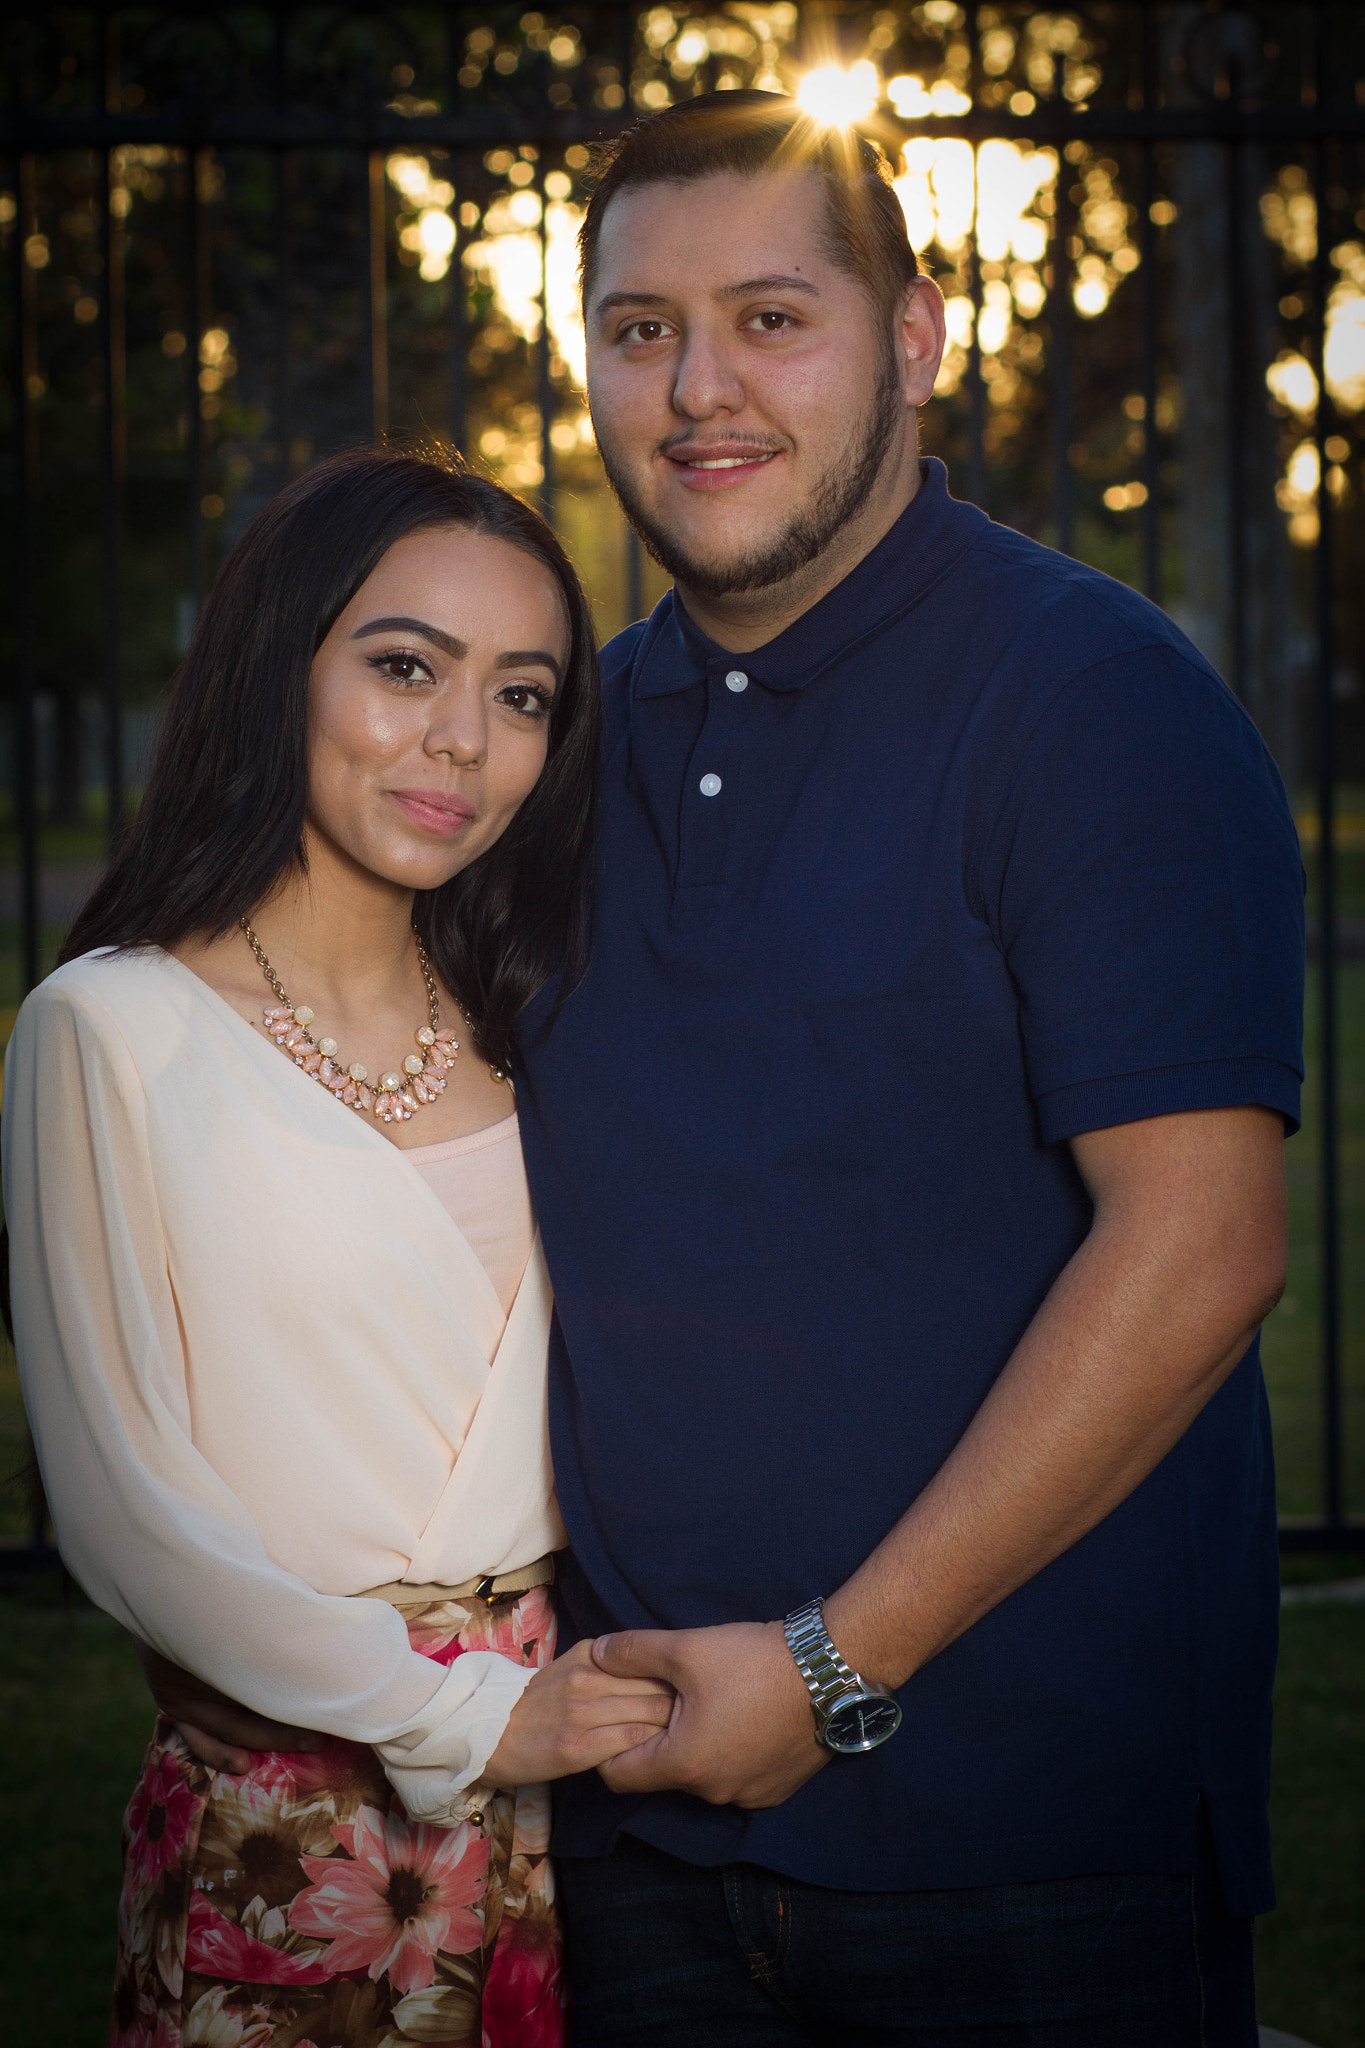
[153,947,519,1342]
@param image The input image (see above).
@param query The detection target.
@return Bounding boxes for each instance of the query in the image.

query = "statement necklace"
[241,918,502,1126]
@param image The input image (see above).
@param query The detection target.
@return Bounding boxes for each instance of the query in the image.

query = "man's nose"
[671,327,745,422]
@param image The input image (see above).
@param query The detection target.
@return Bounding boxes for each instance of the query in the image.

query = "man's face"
[585,168,944,598]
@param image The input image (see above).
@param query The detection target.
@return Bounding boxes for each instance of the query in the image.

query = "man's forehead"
[589,167,833,301]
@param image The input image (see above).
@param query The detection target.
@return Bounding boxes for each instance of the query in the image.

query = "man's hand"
[482,1639,675,1786]
[589,1620,827,1808]
[136,1641,322,1774]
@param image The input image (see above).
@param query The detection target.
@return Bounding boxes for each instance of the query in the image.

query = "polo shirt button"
[699,773,723,797]
[725,670,749,693]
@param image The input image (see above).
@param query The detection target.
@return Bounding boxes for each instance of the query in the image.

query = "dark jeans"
[558,1822,1257,2047]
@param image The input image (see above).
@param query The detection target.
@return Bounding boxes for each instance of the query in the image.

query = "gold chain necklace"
[240,918,505,1125]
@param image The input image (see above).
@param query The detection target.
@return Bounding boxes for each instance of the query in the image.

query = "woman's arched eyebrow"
[352,615,467,659]
[351,615,562,684]
[496,648,563,685]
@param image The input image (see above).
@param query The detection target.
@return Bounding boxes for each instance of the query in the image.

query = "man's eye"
[748,310,793,333]
[622,319,671,344]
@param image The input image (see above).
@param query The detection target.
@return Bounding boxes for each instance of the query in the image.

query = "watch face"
[821,1692,903,1755]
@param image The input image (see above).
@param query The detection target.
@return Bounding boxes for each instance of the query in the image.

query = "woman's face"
[306,525,569,892]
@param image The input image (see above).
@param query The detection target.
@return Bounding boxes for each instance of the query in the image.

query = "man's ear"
[899,276,946,409]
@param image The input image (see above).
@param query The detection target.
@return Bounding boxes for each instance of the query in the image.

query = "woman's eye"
[369,650,433,686]
[497,683,553,719]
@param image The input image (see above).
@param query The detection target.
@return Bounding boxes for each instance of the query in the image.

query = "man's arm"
[592,1103,1288,1807]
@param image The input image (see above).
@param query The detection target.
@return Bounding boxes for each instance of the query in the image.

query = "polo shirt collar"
[632,458,988,700]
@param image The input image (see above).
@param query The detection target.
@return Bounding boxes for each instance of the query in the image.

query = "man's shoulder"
[601,615,652,690]
[961,518,1206,672]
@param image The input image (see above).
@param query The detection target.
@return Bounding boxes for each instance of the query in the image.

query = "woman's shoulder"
[16,946,184,1040]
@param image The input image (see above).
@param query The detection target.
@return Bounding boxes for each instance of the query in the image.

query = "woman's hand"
[482,1639,675,1787]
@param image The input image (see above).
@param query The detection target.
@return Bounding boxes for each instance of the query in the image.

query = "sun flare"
[795,61,879,129]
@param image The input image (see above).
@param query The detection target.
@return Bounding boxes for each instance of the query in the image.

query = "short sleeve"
[973,645,1305,1143]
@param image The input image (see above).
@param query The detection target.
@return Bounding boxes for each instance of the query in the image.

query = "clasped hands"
[143,1618,826,1809]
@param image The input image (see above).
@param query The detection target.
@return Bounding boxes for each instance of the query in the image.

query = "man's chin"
[630,508,815,598]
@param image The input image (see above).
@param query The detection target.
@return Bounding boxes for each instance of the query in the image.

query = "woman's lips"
[391,789,477,836]
[665,448,783,491]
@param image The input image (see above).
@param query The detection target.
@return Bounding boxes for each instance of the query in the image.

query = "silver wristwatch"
[782,1598,903,1755]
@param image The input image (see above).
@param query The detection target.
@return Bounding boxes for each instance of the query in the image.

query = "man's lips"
[390,788,478,836]
[663,447,784,490]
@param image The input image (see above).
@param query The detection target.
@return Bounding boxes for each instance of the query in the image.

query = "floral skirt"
[111,1586,564,2048]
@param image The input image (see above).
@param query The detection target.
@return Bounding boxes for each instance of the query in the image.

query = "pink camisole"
[404,1112,536,1322]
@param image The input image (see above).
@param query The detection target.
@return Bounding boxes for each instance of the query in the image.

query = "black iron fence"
[2,1,1363,1556]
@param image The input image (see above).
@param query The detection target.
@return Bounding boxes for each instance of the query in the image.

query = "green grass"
[1258,1602,1365,2048]
[0,1578,1358,2044]
[0,1584,153,2044]
[1261,959,1365,1521]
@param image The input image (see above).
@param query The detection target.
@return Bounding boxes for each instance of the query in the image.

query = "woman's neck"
[243,834,421,1021]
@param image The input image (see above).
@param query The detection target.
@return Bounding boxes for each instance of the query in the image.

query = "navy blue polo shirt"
[513,460,1304,1912]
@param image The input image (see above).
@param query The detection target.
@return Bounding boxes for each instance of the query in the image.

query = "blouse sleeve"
[2,977,531,1824]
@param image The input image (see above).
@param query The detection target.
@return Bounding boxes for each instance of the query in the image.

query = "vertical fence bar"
[537,158,555,525]
[1312,133,1343,1529]
[626,527,645,626]
[273,148,292,485]
[1225,130,1246,699]
[1138,3,1161,605]
[11,152,39,995]
[186,146,208,618]
[364,148,388,440]
[99,144,126,846]
[967,146,987,512]
[1049,100,1075,556]
[449,174,469,454]
[965,4,986,511]
[1139,142,1160,602]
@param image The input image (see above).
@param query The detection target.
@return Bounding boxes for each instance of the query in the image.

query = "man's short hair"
[578,89,920,321]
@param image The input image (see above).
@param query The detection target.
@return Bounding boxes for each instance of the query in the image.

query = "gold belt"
[358,1553,558,1611]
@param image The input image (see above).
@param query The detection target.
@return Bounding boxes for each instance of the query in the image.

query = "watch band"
[783,1597,862,1721]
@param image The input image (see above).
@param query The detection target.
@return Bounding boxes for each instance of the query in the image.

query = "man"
[161,93,1303,2043]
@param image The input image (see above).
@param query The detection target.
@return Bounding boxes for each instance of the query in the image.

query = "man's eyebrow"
[593,274,821,318]
[351,616,467,660]
[593,289,670,316]
[496,648,563,685]
[717,273,821,301]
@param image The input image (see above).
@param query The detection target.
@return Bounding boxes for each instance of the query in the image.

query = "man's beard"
[595,340,906,600]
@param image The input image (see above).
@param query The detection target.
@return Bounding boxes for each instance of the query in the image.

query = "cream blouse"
[2,947,566,1826]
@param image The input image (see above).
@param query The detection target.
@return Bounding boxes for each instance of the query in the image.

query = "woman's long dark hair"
[59,448,601,1070]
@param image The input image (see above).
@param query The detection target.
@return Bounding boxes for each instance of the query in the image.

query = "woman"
[3,449,671,2048]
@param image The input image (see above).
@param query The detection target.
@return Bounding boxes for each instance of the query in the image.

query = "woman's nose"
[427,689,488,767]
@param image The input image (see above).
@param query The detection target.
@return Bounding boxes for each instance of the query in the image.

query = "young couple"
[6,92,1304,2048]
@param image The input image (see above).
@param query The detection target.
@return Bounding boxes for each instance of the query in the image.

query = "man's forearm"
[823,1109,1287,1693]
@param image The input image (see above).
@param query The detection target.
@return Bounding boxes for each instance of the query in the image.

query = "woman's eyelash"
[497,682,555,718]
[366,648,434,685]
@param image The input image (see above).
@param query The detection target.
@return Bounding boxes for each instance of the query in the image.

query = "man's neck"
[673,443,922,655]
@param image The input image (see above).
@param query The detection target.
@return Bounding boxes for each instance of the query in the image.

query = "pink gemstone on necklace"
[357,1086,374,1109]
[318,1057,336,1083]
[264,1006,292,1021]
[301,1051,321,1072]
[342,1083,357,1105]
[433,1028,457,1044]
[376,1093,392,1116]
